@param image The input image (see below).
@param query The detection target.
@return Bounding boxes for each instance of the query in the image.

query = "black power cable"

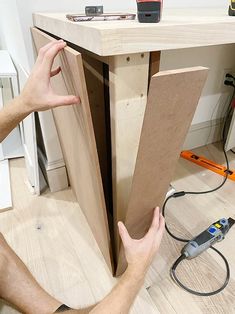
[170,247,230,297]
[163,86,235,296]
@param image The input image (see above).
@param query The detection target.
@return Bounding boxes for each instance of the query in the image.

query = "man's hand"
[19,40,80,113]
[118,207,165,274]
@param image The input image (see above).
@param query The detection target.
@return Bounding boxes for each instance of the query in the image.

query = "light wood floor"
[1,143,235,313]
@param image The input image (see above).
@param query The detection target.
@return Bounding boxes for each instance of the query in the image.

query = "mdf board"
[31,28,112,272]
[116,67,209,275]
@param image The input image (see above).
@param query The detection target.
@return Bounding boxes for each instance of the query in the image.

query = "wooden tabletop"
[33,8,235,56]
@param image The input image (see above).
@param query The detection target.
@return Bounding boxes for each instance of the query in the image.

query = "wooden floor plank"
[0,158,158,314]
[1,143,234,313]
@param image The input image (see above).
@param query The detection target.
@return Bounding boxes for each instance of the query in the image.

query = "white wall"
[0,0,30,73]
[0,0,40,192]
[160,44,235,124]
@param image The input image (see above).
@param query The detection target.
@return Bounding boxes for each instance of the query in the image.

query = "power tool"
[170,217,235,296]
[182,218,235,259]
[229,0,235,16]
[136,0,163,23]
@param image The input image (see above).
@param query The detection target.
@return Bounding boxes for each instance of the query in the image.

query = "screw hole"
[126,57,130,62]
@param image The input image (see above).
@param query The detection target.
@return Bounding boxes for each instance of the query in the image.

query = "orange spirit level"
[181,151,235,181]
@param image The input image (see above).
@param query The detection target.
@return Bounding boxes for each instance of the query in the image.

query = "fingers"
[41,41,67,75]
[52,95,80,108]
[146,207,160,236]
[36,40,63,64]
[151,207,160,230]
[50,66,61,77]
[158,213,165,237]
[144,207,165,240]
[118,221,132,247]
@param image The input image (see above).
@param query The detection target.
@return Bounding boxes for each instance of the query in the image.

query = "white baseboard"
[183,119,223,150]
[38,149,68,193]
[45,167,69,193]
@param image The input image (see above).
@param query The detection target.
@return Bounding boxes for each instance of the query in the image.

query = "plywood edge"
[154,66,208,77]
[72,53,113,258]
[31,27,81,57]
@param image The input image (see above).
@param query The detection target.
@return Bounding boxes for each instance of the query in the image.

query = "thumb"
[118,222,132,247]
[52,95,80,107]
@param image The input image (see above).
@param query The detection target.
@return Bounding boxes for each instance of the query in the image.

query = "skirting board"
[38,148,68,193]
[183,118,223,150]
[0,160,12,212]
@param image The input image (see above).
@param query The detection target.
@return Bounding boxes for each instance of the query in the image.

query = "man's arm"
[65,207,165,314]
[0,40,80,143]
[91,207,165,314]
[0,98,30,142]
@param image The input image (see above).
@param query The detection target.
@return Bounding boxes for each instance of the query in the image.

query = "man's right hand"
[118,207,165,275]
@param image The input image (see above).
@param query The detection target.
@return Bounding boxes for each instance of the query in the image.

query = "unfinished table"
[33,7,235,275]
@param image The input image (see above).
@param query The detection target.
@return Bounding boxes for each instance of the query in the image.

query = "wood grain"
[33,8,235,56]
[149,51,161,78]
[109,53,150,262]
[116,67,209,275]
[31,28,112,272]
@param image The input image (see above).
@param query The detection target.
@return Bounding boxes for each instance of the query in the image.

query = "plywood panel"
[31,28,112,272]
[116,67,209,275]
